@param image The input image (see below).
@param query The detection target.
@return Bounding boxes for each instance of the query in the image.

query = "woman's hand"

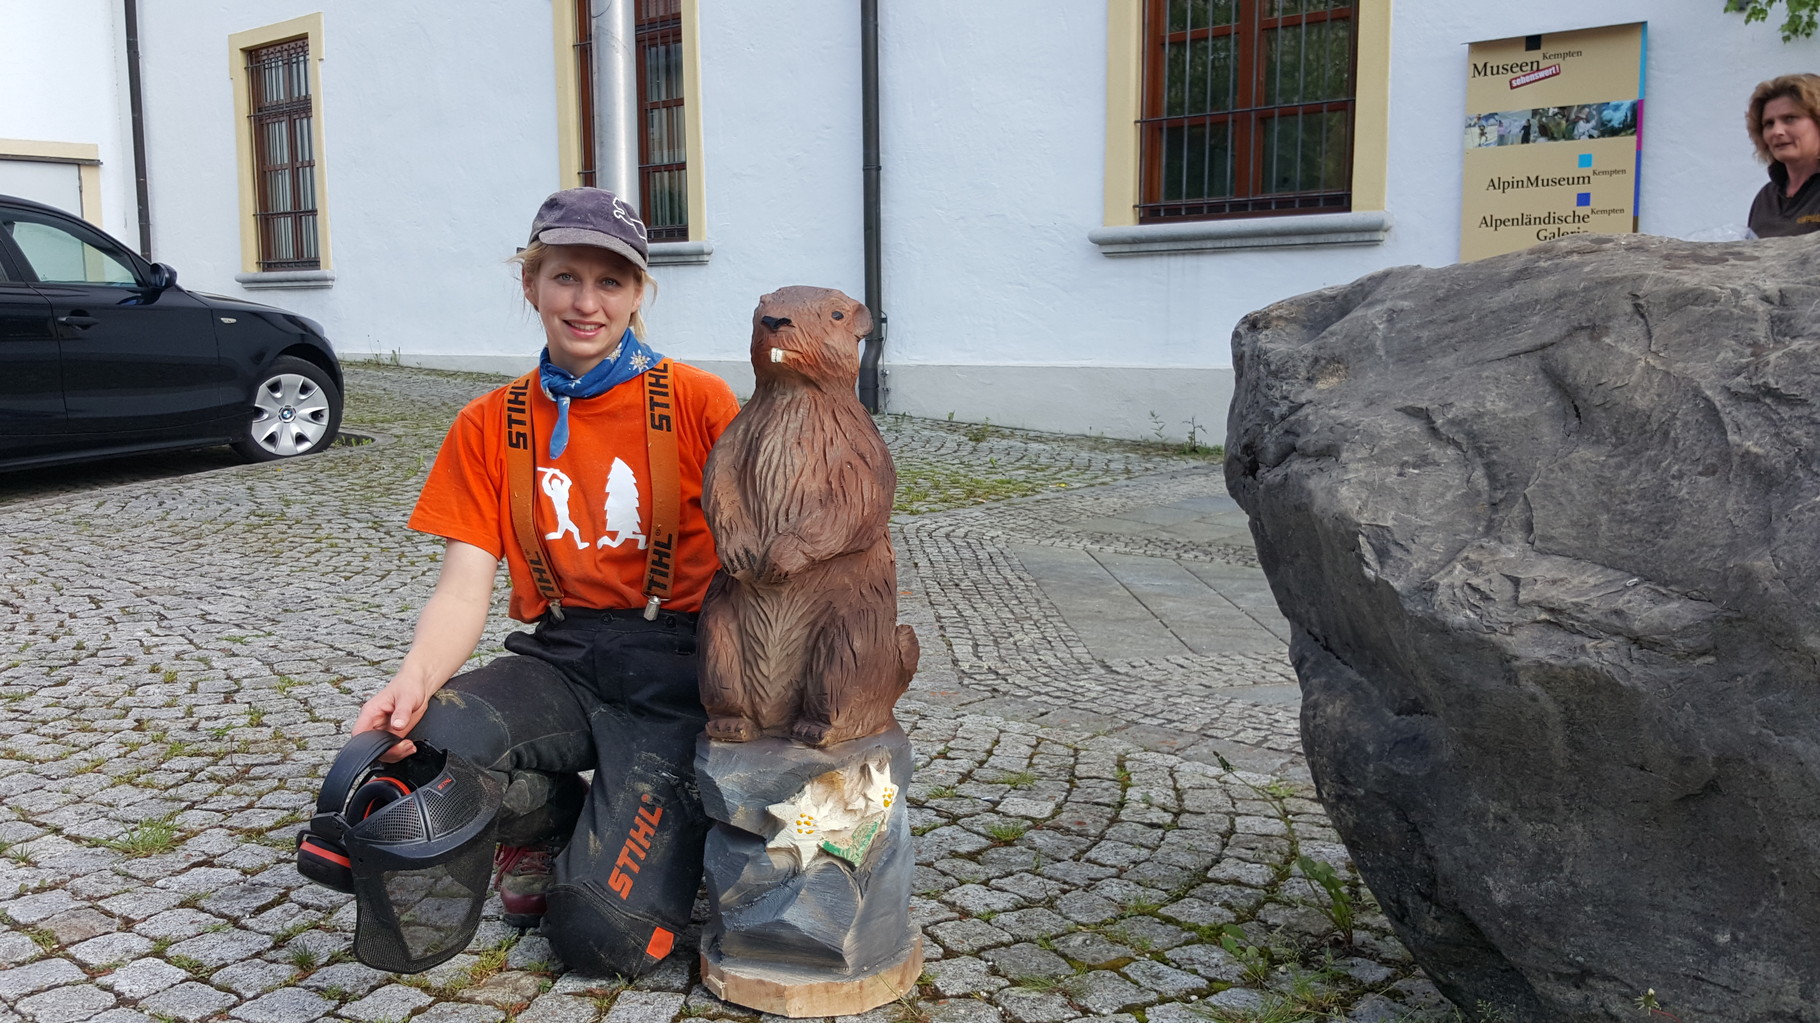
[349,539,499,760]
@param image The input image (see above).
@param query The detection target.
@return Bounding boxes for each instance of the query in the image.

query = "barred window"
[1141,0,1357,223]
[636,0,687,241]
[571,1,689,239]
[245,38,319,270]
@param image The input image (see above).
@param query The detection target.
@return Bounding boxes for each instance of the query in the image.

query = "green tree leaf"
[1725,0,1820,41]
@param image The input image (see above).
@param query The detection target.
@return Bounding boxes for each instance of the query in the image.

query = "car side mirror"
[148,262,179,289]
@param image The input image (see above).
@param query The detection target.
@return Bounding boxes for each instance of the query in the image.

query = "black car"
[0,194,343,471]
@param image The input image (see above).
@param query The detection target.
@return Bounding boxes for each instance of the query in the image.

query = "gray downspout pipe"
[123,0,152,257]
[592,0,642,210]
[859,0,885,413]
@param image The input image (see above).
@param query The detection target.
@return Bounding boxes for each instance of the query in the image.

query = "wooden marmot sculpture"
[698,286,919,746]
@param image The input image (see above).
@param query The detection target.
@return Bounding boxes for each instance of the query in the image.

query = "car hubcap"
[249,373,331,456]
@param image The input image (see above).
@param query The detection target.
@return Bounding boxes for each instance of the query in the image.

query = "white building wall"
[859,1,1820,439]
[135,1,562,362]
[665,1,1820,439]
[0,0,136,238]
[80,0,1820,440]
[1399,4,1810,244]
[879,1,1313,436]
[647,2,869,378]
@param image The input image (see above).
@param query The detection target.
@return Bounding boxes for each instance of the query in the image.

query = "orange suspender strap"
[641,359,681,620]
[504,372,567,620]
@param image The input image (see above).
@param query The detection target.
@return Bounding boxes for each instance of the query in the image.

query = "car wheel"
[232,355,343,462]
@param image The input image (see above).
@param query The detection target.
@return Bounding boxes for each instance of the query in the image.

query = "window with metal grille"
[570,2,688,239]
[636,0,687,241]
[1140,0,1356,223]
[245,38,319,270]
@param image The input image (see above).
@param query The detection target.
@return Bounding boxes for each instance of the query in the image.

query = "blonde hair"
[1747,73,1820,162]
[511,240,654,340]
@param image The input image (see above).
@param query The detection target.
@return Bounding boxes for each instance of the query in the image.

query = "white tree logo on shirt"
[597,457,648,550]
[538,468,588,549]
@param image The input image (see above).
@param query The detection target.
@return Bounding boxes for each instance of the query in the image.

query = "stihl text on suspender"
[640,360,681,620]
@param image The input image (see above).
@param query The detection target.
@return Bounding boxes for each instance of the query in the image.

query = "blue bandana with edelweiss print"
[537,329,663,460]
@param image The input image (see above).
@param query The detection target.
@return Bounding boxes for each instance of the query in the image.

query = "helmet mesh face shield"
[302,733,503,974]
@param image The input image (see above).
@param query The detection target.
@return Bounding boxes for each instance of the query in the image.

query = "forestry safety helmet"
[296,730,503,973]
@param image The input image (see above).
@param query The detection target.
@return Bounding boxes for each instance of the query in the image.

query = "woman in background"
[1746,73,1820,237]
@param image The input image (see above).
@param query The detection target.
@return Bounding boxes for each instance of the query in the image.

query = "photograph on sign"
[1465,101,1638,149]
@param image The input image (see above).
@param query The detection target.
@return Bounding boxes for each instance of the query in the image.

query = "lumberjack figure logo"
[538,468,588,549]
[536,460,648,550]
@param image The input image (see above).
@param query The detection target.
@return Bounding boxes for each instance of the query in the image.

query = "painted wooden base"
[700,936,924,1018]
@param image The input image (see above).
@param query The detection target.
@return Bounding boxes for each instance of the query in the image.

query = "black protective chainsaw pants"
[412,606,708,977]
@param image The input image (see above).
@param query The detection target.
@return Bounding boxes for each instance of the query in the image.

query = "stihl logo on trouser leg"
[607,793,665,899]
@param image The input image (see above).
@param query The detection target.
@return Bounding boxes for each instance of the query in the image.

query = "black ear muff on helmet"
[350,775,413,821]
[297,731,504,973]
[296,832,355,893]
[296,772,414,891]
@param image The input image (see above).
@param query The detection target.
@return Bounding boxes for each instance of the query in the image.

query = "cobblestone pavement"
[0,366,1459,1023]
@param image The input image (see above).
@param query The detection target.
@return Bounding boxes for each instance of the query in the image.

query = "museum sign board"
[1460,22,1647,261]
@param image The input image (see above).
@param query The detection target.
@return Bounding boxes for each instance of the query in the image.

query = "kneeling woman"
[353,188,739,975]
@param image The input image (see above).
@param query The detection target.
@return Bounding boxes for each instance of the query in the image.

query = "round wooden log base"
[700,936,924,1018]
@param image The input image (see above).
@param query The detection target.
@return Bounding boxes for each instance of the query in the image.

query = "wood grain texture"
[700,287,919,746]
[700,937,923,1017]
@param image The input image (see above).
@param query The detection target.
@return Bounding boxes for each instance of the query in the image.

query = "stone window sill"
[1089,210,1392,255]
[649,241,713,266]
[235,269,336,290]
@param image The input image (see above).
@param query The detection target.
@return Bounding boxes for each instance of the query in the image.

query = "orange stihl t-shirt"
[409,362,739,621]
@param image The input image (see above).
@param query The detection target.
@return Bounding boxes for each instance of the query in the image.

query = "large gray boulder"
[1226,234,1820,1022]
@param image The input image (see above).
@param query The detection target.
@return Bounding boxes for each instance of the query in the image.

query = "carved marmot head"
[750,286,873,385]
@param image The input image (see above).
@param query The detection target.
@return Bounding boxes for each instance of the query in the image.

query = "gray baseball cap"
[526,188,649,271]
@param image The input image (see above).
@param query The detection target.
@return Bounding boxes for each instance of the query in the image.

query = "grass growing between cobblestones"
[892,457,1065,513]
[889,988,935,1023]
[0,912,57,952]
[102,816,181,857]
[984,820,1030,843]
[881,412,1225,515]
[903,707,1447,1022]
[0,366,1459,1023]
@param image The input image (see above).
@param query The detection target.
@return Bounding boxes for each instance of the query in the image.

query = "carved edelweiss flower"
[764,758,899,868]
[862,761,897,811]
[765,791,840,867]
